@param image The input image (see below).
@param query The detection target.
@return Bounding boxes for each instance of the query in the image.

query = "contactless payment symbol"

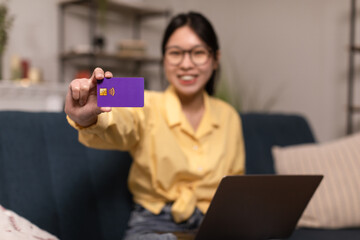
[109,87,115,96]
[99,88,107,96]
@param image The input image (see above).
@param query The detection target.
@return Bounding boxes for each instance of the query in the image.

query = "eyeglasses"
[164,45,212,66]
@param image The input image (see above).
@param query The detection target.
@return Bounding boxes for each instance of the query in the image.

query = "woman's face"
[164,26,219,99]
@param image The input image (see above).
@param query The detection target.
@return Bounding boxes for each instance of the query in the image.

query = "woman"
[65,12,245,240]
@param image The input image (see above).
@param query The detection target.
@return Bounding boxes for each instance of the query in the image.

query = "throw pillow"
[272,133,360,229]
[0,205,58,240]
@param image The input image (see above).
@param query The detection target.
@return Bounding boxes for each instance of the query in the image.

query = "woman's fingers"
[69,80,81,101]
[69,67,113,107]
[100,107,112,113]
[69,78,91,105]
[105,71,113,78]
[79,81,91,106]
[90,67,105,88]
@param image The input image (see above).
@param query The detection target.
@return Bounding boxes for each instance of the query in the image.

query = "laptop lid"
[195,175,323,240]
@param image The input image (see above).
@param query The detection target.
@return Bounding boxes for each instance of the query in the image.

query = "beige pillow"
[0,205,58,240]
[272,133,360,229]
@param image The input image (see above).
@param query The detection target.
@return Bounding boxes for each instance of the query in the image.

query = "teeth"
[180,75,195,81]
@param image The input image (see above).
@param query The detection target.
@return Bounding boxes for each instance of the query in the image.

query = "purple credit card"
[97,77,144,107]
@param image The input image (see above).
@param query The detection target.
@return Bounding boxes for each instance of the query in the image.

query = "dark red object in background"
[75,70,91,79]
[21,59,29,78]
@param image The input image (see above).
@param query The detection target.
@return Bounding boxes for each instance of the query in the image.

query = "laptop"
[177,175,323,240]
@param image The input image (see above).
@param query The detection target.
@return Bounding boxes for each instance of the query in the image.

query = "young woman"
[65,12,245,240]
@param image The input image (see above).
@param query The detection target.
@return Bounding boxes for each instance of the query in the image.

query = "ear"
[213,50,221,70]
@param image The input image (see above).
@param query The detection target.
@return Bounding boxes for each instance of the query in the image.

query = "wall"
[161,0,353,142]
[1,0,357,142]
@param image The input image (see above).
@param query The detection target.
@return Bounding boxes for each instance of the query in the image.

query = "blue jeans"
[123,204,204,240]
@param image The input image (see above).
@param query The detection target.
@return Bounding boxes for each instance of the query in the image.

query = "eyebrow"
[165,44,206,50]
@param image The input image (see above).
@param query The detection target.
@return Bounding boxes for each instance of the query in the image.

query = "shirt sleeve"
[67,107,145,151]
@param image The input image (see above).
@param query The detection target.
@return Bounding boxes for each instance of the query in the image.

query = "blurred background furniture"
[58,0,171,87]
[0,111,359,239]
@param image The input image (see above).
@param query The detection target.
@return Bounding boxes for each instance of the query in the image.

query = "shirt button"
[193,145,199,151]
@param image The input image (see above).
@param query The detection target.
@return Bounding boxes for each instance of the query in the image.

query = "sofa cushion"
[240,113,316,174]
[273,133,360,229]
[290,228,360,240]
[0,111,133,240]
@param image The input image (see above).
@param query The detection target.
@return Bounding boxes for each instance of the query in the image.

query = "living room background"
[0,0,357,142]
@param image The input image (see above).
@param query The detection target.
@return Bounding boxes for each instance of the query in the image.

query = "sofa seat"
[0,111,359,239]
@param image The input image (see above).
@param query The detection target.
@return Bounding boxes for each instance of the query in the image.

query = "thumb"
[95,107,112,115]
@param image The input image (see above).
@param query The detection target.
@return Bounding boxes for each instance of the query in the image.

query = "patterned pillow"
[272,133,360,229]
[0,205,58,240]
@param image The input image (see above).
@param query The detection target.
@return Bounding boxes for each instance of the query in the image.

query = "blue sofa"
[0,111,359,239]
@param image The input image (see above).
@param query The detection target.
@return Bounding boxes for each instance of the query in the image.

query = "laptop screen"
[194,175,323,240]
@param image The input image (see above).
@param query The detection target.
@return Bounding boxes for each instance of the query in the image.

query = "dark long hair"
[161,12,220,96]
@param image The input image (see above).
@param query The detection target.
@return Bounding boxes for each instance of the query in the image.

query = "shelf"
[58,0,169,84]
[0,80,68,96]
[61,52,162,64]
[0,81,68,112]
[349,105,360,113]
[350,45,360,52]
[59,0,171,18]
[347,0,359,133]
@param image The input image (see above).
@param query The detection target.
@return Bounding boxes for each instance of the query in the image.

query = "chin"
[176,85,203,97]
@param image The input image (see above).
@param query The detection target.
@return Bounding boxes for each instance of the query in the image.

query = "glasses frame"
[164,45,213,66]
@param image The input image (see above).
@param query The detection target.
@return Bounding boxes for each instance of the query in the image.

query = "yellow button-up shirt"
[67,86,245,223]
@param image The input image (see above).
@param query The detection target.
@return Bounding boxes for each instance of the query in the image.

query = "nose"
[179,52,194,69]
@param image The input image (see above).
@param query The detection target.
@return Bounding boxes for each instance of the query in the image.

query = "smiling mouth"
[179,75,197,84]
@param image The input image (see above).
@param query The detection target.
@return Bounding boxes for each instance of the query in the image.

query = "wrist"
[76,117,98,128]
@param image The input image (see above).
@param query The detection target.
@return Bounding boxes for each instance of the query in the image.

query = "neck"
[178,91,204,112]
[177,90,206,132]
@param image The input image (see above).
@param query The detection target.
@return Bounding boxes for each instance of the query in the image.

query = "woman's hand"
[64,67,113,127]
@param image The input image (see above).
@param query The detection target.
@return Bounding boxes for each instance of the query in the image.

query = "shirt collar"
[164,86,220,134]
[203,90,220,128]
[165,86,182,127]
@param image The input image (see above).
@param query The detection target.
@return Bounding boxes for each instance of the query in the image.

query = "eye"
[193,48,207,56]
[168,50,182,56]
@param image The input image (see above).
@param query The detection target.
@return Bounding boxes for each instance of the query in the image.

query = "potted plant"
[0,1,14,80]
[93,0,108,52]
